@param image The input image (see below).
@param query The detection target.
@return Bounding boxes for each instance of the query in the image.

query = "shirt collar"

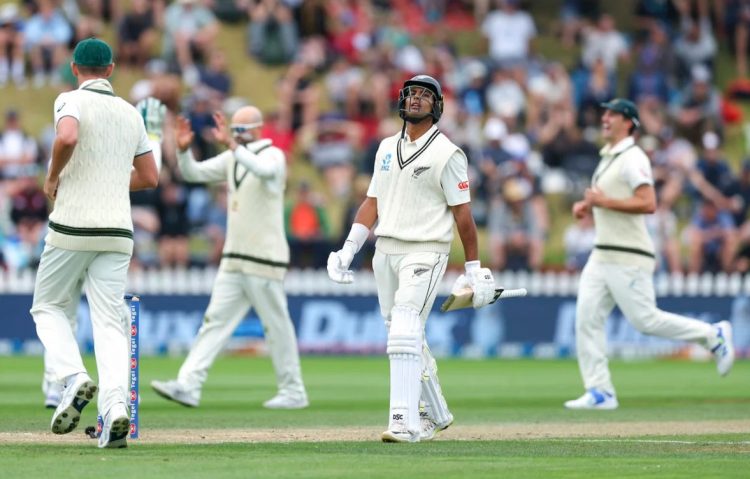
[78,78,114,93]
[600,136,634,156]
[404,124,438,147]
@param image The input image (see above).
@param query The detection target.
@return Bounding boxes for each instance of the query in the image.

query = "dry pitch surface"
[2,420,749,445]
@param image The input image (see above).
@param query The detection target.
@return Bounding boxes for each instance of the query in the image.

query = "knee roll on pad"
[387,307,422,356]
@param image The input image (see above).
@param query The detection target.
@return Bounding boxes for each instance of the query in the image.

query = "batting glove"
[136,97,167,141]
[465,261,495,309]
[327,241,357,284]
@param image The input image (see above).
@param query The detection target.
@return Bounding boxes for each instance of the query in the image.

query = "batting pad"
[387,307,422,434]
[421,343,452,426]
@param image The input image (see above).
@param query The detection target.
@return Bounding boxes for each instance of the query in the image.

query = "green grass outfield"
[1,356,748,478]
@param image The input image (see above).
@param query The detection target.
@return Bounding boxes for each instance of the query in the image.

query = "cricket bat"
[440,287,528,312]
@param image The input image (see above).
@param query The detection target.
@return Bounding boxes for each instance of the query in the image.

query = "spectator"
[247,0,299,65]
[199,50,232,99]
[0,3,25,88]
[581,13,630,74]
[203,183,227,266]
[277,60,320,131]
[685,199,738,273]
[633,0,680,41]
[297,114,363,198]
[668,64,723,144]
[557,0,601,48]
[285,181,331,268]
[732,160,750,271]
[484,66,526,120]
[646,200,683,274]
[577,58,616,128]
[481,0,537,69]
[4,174,47,270]
[162,0,219,86]
[155,174,190,268]
[725,0,750,78]
[23,0,73,88]
[563,213,595,271]
[693,131,737,198]
[487,176,544,271]
[673,4,717,81]
[538,100,598,177]
[0,109,39,180]
[117,0,161,69]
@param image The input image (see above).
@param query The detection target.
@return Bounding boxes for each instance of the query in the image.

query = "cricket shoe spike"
[151,379,200,407]
[564,388,619,410]
[50,373,97,434]
[98,403,129,449]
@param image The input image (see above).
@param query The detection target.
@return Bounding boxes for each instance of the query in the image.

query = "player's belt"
[594,244,655,259]
[222,252,289,268]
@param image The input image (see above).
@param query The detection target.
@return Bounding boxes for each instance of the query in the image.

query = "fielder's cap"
[600,98,640,128]
[73,37,113,67]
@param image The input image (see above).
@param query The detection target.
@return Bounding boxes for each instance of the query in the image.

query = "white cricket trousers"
[373,250,449,426]
[576,260,715,394]
[177,269,306,398]
[31,244,131,417]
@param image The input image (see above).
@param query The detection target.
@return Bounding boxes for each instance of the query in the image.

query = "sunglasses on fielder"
[230,122,263,134]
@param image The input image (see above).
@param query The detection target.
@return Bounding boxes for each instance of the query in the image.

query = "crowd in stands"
[2,0,750,275]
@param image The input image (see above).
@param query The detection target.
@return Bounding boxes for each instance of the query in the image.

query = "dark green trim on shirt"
[49,221,133,239]
[594,244,655,259]
[82,87,115,97]
[222,252,288,268]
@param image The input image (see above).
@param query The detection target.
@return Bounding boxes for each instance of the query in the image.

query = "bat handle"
[491,288,528,304]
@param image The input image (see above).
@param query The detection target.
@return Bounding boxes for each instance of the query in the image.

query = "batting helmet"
[398,75,444,123]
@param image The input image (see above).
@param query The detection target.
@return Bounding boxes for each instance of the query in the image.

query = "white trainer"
[382,415,420,443]
[151,379,200,407]
[263,393,309,410]
[564,388,619,410]
[419,411,453,442]
[98,403,129,449]
[712,321,735,377]
[50,373,97,434]
[43,379,64,409]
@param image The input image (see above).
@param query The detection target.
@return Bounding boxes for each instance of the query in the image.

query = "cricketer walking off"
[328,75,497,442]
[150,105,308,410]
[30,37,159,448]
[565,98,735,410]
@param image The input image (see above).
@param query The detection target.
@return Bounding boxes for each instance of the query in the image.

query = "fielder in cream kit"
[566,98,735,410]
[151,106,308,410]
[31,38,159,448]
[328,75,497,442]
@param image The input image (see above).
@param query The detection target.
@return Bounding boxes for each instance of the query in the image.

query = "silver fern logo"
[412,166,431,179]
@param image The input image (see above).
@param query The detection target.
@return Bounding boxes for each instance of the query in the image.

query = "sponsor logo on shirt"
[381,153,392,171]
[458,180,469,190]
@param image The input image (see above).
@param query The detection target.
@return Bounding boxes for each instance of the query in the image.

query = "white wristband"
[465,260,480,274]
[345,223,370,253]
